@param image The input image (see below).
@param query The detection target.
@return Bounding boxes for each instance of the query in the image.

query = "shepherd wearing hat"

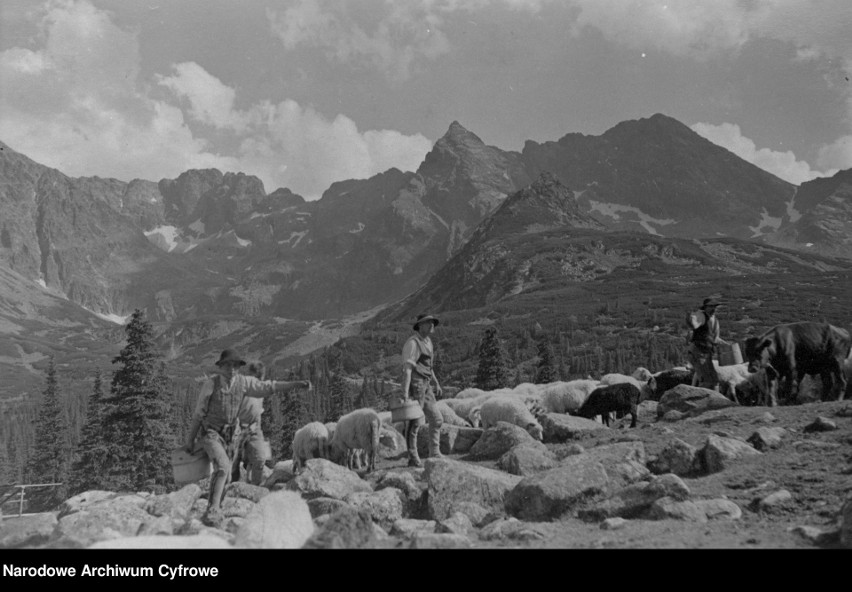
[400,314,444,467]
[688,298,729,390]
[185,349,311,526]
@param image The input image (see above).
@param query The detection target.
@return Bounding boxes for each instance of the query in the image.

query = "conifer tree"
[25,357,70,510]
[328,362,354,421]
[535,336,559,384]
[475,327,511,390]
[101,309,175,493]
[279,391,310,459]
[68,370,111,495]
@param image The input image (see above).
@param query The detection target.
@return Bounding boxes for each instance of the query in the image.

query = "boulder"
[746,427,787,452]
[498,443,558,476]
[53,495,157,548]
[220,497,256,520]
[582,441,649,487]
[224,482,269,504]
[285,458,372,500]
[302,507,380,549]
[479,517,547,542]
[804,417,838,433]
[264,460,296,488]
[662,410,685,422]
[504,455,610,521]
[410,533,473,549]
[375,471,422,503]
[306,497,353,519]
[601,517,628,530]
[650,438,699,476]
[694,499,742,521]
[391,519,436,538]
[755,490,793,511]
[88,534,231,549]
[436,511,474,537]
[343,488,406,530]
[579,473,689,521]
[57,491,125,518]
[646,497,708,523]
[702,434,762,474]
[416,425,484,457]
[136,515,174,536]
[453,501,493,527]
[0,513,59,549]
[424,458,522,521]
[539,413,609,443]
[233,491,314,549]
[467,422,540,460]
[145,484,203,522]
[657,385,738,418]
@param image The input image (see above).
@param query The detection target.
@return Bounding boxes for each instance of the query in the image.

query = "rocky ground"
[1,385,851,549]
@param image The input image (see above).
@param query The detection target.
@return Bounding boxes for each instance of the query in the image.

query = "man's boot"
[428,425,444,459]
[406,423,422,467]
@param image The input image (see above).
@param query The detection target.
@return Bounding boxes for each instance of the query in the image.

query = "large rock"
[650,438,700,476]
[53,495,157,548]
[391,519,437,538]
[657,385,738,418]
[582,441,649,486]
[0,513,59,549]
[702,434,762,474]
[467,422,540,460]
[234,491,314,549]
[303,507,380,549]
[145,484,203,523]
[264,460,296,488]
[224,482,269,504]
[424,458,522,521]
[220,497,256,519]
[746,427,787,452]
[307,497,353,519]
[376,471,423,503]
[285,458,372,500]
[416,425,484,457]
[579,474,690,521]
[453,501,493,527]
[436,511,474,537]
[343,488,407,530]
[540,413,609,443]
[57,491,127,518]
[88,535,232,549]
[498,444,558,476]
[694,499,742,521]
[504,455,610,521]
[646,497,708,523]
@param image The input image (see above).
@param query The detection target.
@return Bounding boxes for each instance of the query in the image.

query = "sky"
[1,0,851,200]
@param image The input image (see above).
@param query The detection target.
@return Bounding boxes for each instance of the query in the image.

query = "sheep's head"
[379,429,398,451]
[526,422,544,442]
[468,407,482,428]
[632,367,653,382]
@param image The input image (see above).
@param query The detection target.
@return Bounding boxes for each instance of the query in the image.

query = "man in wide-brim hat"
[689,298,729,390]
[400,314,444,467]
[185,348,311,526]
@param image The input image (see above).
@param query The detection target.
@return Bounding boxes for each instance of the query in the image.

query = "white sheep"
[479,396,544,441]
[435,400,472,427]
[631,367,654,382]
[712,362,752,401]
[349,427,400,470]
[329,408,382,473]
[443,392,495,421]
[541,379,600,414]
[468,406,482,428]
[292,422,331,471]
[455,387,487,399]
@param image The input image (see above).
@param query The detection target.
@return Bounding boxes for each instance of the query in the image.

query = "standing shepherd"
[185,349,310,526]
[688,298,729,390]
[229,360,272,486]
[400,314,445,467]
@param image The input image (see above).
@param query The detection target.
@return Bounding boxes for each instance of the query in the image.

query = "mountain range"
[1,113,850,397]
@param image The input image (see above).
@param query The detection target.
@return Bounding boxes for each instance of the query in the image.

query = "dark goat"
[647,368,694,401]
[576,383,640,428]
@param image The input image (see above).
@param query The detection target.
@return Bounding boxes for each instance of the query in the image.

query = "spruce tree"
[25,357,70,510]
[535,336,559,383]
[475,327,511,390]
[68,370,111,495]
[280,391,310,459]
[102,309,175,493]
[328,363,354,421]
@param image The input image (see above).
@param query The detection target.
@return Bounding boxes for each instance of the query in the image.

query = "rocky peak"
[158,169,224,225]
[264,187,305,210]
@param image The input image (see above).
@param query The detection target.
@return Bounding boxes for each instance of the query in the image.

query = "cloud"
[0,0,432,200]
[817,135,852,172]
[691,122,830,185]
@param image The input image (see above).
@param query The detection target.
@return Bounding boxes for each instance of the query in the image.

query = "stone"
[755,412,777,423]
[498,443,558,476]
[479,517,547,541]
[601,517,628,530]
[694,499,742,520]
[835,405,852,418]
[504,455,610,521]
[657,385,738,418]
[436,511,474,537]
[702,434,762,474]
[88,535,232,549]
[233,491,314,549]
[637,401,658,416]
[263,460,296,488]
[756,489,793,510]
[303,507,379,549]
[539,413,609,443]
[410,533,473,549]
[136,515,174,536]
[391,519,436,538]
[453,501,492,527]
[417,424,484,457]
[424,458,522,521]
[375,471,422,503]
[789,525,838,545]
[285,458,372,500]
[562,444,586,456]
[145,484,203,524]
[582,441,649,487]
[0,513,59,549]
[662,410,685,422]
[53,495,158,548]
[467,422,541,460]
[220,497,256,519]
[804,417,838,432]
[747,427,787,452]
[224,482,269,504]
[579,473,690,521]
[343,488,406,530]
[646,497,708,523]
[307,497,353,519]
[57,491,126,518]
[652,438,699,476]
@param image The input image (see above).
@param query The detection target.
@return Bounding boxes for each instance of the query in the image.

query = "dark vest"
[691,316,718,352]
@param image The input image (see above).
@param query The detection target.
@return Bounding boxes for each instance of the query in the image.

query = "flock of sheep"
[287,358,801,475]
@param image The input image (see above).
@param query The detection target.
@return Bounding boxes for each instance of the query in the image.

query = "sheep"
[576,383,640,428]
[291,422,331,471]
[600,373,653,402]
[730,369,775,407]
[443,393,495,421]
[455,387,488,399]
[349,428,401,470]
[631,367,654,382]
[479,396,544,441]
[541,379,600,414]
[468,406,482,428]
[711,362,753,402]
[435,400,472,427]
[329,408,382,473]
[646,368,694,401]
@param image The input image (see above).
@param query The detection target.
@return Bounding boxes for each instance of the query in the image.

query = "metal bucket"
[170,446,212,486]
[718,342,743,366]
[390,399,424,423]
